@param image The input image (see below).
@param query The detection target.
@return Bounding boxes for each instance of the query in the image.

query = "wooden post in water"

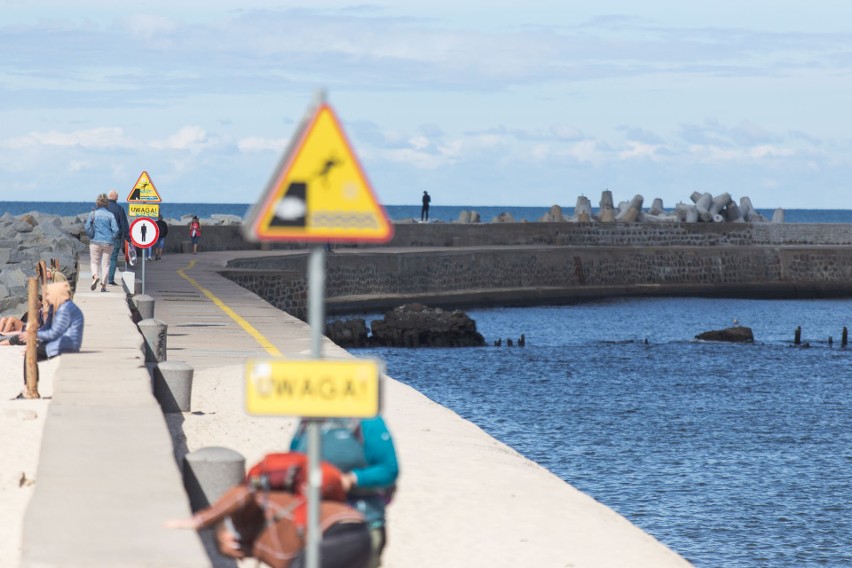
[842,327,848,348]
[24,277,40,399]
[794,326,801,346]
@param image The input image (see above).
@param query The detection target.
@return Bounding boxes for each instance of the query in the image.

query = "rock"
[492,212,515,223]
[457,210,473,224]
[695,326,754,343]
[326,318,369,348]
[369,304,485,347]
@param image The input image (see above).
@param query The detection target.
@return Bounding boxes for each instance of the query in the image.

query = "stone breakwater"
[0,212,87,315]
[221,231,852,320]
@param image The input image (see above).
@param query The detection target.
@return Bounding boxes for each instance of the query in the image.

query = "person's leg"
[108,238,121,283]
[90,243,102,288]
[367,527,386,568]
[100,245,113,290]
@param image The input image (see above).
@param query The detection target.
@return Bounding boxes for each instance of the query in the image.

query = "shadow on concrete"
[164,412,239,568]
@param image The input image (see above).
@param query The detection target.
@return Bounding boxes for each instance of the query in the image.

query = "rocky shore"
[0,212,87,315]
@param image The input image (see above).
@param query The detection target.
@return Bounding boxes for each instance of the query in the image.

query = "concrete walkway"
[20,250,692,567]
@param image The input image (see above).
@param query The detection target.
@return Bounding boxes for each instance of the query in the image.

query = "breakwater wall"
[162,221,852,253]
[221,244,852,320]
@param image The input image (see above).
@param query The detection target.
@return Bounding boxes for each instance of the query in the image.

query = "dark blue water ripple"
[356,298,852,567]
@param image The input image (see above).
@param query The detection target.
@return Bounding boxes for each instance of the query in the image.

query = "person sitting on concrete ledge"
[8,282,83,395]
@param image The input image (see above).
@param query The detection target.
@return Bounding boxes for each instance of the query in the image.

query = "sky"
[2,1,851,209]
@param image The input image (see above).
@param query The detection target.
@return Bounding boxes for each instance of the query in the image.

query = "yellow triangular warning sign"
[127,171,162,203]
[244,102,393,243]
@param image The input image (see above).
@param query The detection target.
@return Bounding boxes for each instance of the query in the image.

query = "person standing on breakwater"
[106,190,129,286]
[85,193,119,293]
[188,215,201,254]
[154,213,168,260]
[421,190,431,222]
[290,417,399,568]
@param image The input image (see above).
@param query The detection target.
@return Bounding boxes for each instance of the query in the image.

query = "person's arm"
[349,417,399,489]
[165,486,253,529]
[35,303,71,344]
[109,213,119,240]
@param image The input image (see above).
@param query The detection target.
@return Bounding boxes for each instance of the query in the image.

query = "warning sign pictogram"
[127,171,162,203]
[243,102,393,243]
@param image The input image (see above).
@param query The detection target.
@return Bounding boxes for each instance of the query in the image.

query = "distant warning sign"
[128,203,159,218]
[127,171,162,203]
[129,217,159,249]
[243,102,393,243]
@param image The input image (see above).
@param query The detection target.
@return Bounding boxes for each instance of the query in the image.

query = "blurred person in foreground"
[290,417,399,568]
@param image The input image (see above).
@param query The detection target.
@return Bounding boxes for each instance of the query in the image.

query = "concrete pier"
[13,250,692,568]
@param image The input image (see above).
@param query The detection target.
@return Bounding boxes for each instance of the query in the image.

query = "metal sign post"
[242,93,393,568]
[305,245,326,568]
[129,217,159,296]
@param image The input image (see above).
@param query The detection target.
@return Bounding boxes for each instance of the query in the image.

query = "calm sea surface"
[356,299,852,567]
[5,201,851,565]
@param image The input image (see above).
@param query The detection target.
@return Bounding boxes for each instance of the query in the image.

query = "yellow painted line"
[177,260,283,356]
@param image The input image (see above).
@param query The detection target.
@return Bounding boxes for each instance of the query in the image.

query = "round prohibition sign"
[129,217,159,249]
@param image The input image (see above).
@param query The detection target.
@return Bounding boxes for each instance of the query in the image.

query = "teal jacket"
[290,417,399,528]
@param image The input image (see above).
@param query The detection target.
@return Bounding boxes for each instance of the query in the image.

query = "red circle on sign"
[129,217,160,249]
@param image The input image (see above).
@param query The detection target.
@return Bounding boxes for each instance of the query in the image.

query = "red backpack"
[245,451,347,502]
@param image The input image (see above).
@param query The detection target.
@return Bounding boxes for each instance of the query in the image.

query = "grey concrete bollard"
[183,447,246,511]
[153,361,193,413]
[138,318,167,363]
[132,294,155,320]
[133,278,143,295]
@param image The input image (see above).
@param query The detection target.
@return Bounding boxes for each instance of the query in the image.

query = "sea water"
[356,298,852,567]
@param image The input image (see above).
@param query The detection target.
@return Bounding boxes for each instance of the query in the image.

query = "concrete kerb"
[20,255,207,568]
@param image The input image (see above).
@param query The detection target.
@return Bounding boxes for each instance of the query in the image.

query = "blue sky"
[2,1,851,209]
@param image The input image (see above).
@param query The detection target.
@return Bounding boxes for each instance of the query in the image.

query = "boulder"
[369,304,485,348]
[326,318,369,348]
[695,326,754,343]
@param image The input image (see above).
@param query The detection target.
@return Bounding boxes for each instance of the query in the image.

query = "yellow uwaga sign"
[245,358,381,418]
[128,203,160,218]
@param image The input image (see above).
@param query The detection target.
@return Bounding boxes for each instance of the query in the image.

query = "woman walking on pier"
[85,193,119,293]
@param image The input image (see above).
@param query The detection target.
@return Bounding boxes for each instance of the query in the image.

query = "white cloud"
[409,135,430,150]
[688,143,794,162]
[566,140,605,165]
[619,141,661,160]
[749,145,794,159]
[379,148,449,169]
[3,127,135,149]
[150,126,211,152]
[237,136,288,153]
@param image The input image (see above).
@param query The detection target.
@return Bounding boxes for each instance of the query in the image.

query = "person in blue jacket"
[85,193,119,292]
[11,282,83,397]
[106,190,129,285]
[290,416,399,568]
